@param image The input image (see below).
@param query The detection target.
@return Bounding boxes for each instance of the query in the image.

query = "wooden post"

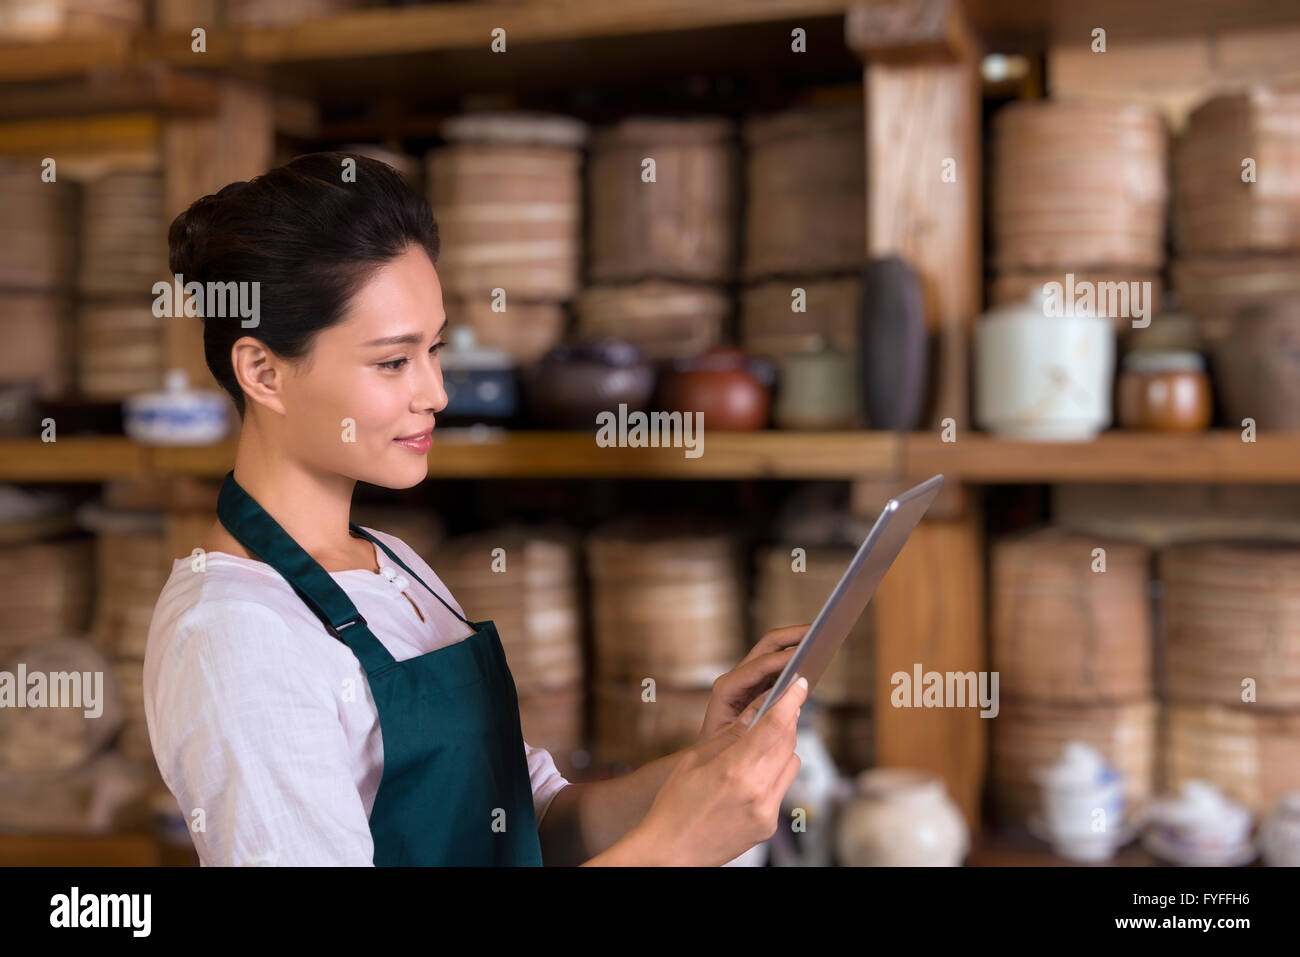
[846,0,987,833]
[847,0,981,433]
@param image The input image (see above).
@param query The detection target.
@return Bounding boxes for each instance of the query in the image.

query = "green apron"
[216,469,544,866]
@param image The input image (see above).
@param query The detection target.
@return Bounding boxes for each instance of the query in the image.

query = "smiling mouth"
[395,428,432,441]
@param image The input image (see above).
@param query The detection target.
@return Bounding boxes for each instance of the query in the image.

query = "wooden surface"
[0,832,197,867]
[968,826,1162,866]
[1,0,1298,87]
[905,430,1300,483]
[0,826,1169,866]
[5,431,1300,483]
[868,504,986,833]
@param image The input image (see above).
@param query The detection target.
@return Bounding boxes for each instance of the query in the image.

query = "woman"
[143,152,809,866]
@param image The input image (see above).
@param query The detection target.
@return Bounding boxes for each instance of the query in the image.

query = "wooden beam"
[866,500,986,833]
[845,0,978,62]
[851,0,981,433]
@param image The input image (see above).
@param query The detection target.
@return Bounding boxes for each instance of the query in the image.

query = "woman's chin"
[375,449,430,489]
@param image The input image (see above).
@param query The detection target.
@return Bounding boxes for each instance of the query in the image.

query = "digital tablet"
[748,474,945,726]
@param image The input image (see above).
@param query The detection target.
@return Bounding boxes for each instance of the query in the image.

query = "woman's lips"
[393,429,433,453]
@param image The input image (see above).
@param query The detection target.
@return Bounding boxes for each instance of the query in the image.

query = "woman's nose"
[418,353,449,414]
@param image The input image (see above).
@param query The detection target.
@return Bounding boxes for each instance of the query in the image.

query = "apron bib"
[216,469,544,866]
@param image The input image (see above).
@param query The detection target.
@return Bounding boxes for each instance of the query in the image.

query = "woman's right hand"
[636,674,809,866]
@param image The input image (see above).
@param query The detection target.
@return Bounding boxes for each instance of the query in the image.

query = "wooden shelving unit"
[5,0,1300,866]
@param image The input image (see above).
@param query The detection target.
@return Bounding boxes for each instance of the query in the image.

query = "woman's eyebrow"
[363,317,448,347]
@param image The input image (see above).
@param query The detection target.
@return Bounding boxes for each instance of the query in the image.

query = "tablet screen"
[748,474,944,726]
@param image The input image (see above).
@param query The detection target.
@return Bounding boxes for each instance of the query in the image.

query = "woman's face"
[246,244,450,490]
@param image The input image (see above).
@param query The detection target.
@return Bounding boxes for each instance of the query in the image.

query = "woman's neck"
[223,418,366,570]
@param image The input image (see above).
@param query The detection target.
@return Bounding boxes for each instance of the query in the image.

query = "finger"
[714,647,797,705]
[738,624,810,666]
[735,691,766,729]
[733,674,808,773]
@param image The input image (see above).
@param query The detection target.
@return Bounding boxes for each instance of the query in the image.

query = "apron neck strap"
[215,469,395,672]
[349,525,474,628]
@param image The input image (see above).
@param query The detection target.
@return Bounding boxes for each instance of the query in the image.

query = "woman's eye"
[379,341,444,371]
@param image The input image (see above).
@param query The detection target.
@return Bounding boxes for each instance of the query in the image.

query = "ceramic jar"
[974,287,1115,440]
[525,339,655,429]
[774,337,862,429]
[1116,349,1212,431]
[123,369,230,445]
[437,326,518,426]
[1258,792,1300,867]
[836,768,969,866]
[656,346,774,430]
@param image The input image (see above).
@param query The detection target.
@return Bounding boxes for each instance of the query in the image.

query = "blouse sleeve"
[523,740,571,827]
[148,598,375,866]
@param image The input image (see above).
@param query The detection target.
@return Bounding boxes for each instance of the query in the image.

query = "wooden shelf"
[967,826,1163,867]
[4,430,1300,484]
[2,0,1296,88]
[906,430,1300,484]
[0,0,861,87]
[149,430,902,480]
[0,830,197,866]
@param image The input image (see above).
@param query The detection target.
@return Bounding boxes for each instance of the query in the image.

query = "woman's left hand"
[696,623,810,744]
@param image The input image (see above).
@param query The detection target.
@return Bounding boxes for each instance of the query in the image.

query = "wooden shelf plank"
[1,0,1298,87]
[905,430,1300,483]
[0,33,132,83]
[148,431,901,480]
[0,112,160,159]
[232,0,859,63]
[0,831,163,866]
[0,68,222,123]
[5,431,1300,483]
[0,437,148,481]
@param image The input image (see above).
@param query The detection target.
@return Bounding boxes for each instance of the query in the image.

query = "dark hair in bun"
[167,151,439,419]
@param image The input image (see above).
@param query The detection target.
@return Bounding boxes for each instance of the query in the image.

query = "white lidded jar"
[974,286,1115,440]
[836,768,969,866]
[1030,741,1126,862]
[1259,792,1300,867]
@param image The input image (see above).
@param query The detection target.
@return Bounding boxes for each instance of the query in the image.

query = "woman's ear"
[231,337,290,417]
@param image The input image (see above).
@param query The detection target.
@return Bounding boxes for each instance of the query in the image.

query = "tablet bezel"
[747,473,945,727]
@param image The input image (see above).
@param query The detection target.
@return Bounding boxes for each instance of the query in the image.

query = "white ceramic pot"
[1259,792,1300,867]
[123,369,230,446]
[1030,741,1126,862]
[974,288,1115,440]
[836,768,969,866]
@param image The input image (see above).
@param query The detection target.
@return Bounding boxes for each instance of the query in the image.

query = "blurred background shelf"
[4,431,1300,483]
[0,831,197,867]
[905,431,1300,484]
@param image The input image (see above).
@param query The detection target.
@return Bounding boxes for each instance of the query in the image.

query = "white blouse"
[143,525,570,866]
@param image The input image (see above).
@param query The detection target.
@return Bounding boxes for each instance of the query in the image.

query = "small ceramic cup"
[1144,780,1253,864]
[1032,741,1125,861]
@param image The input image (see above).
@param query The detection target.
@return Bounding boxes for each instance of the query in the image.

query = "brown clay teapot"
[655,346,774,431]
